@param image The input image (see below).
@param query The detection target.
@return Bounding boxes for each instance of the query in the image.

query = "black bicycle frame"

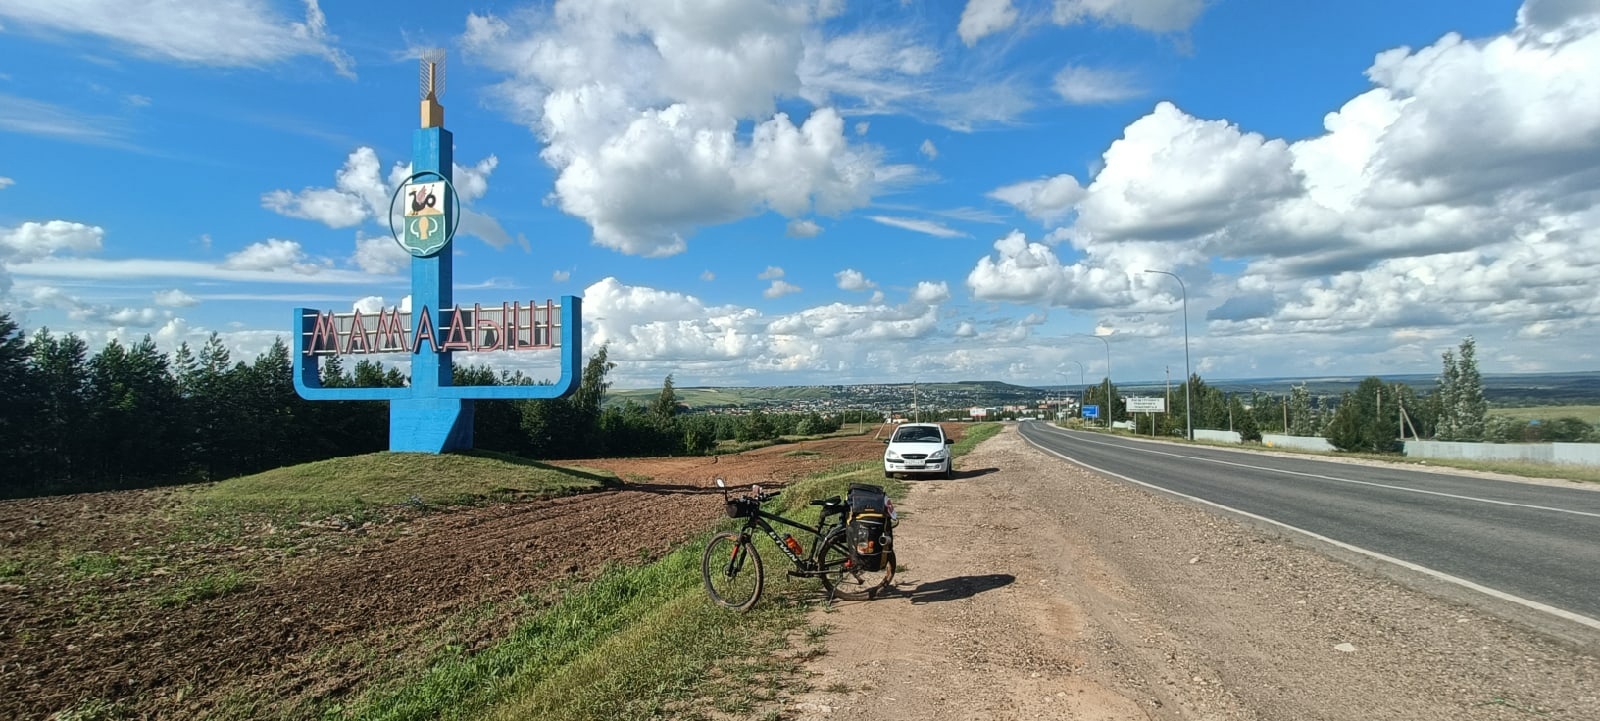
[740,506,843,571]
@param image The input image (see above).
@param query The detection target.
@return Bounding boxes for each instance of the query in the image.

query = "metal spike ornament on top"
[291,49,583,453]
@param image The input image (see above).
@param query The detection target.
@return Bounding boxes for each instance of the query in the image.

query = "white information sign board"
[1126,397,1166,413]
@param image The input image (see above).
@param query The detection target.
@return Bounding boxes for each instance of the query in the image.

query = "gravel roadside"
[778,424,1600,720]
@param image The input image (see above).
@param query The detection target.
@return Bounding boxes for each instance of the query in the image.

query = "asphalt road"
[1016,421,1600,631]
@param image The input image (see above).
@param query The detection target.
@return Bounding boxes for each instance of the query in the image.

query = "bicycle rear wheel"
[702,531,763,611]
[816,528,894,601]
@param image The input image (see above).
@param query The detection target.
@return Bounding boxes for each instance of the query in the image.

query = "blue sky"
[3,0,1599,390]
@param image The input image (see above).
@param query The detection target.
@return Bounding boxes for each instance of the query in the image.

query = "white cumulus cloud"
[223,239,328,274]
[787,219,823,237]
[909,280,951,305]
[989,174,1086,224]
[462,1,907,257]
[1,220,104,260]
[1075,102,1302,243]
[835,268,876,291]
[959,0,1019,46]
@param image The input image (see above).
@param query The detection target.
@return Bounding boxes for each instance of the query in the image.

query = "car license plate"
[906,464,924,470]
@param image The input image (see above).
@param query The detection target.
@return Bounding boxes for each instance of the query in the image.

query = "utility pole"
[1376,386,1383,453]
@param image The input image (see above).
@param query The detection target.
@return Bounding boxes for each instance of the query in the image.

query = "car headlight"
[928,449,947,460]
[885,451,902,462]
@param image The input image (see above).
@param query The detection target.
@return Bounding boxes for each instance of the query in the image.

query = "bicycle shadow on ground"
[890,573,1015,604]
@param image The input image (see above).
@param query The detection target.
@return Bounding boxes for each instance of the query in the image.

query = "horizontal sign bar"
[299,301,561,356]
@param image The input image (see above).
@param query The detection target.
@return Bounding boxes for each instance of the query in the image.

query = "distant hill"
[606,372,1600,411]
[606,380,1042,411]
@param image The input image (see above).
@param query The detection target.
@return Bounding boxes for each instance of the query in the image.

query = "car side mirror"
[881,439,889,444]
[945,438,954,444]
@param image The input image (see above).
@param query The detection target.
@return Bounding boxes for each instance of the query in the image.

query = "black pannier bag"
[846,483,892,571]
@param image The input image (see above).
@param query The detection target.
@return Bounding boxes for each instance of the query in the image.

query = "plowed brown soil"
[0,429,916,719]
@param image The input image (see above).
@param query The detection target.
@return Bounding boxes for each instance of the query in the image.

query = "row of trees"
[1082,337,1596,452]
[483,347,841,460]
[0,314,840,497]
[5,310,1594,494]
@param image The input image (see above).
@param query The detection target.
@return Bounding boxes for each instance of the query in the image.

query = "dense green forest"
[0,314,850,498]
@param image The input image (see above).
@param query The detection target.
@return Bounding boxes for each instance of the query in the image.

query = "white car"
[882,422,954,479]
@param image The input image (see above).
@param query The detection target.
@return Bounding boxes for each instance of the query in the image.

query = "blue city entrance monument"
[292,51,581,453]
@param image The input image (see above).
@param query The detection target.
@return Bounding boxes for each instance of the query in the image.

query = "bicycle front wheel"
[816,528,894,601]
[702,531,764,611]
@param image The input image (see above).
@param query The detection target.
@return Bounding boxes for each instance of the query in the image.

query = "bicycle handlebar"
[735,491,779,505]
[720,481,835,510]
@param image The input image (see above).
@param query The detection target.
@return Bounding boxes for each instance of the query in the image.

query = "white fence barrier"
[1403,440,1600,467]
[1115,427,1600,468]
[1194,429,1242,444]
[1261,433,1337,452]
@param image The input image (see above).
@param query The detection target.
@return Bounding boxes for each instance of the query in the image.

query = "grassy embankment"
[321,421,1003,721]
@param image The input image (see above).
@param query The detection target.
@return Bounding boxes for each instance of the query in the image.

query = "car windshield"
[893,427,942,443]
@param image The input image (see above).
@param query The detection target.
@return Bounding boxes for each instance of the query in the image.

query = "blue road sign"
[1083,404,1099,419]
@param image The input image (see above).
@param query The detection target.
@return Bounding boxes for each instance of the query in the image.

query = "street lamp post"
[1067,360,1085,387]
[1065,362,1084,422]
[1074,335,1111,428]
[1144,270,1192,441]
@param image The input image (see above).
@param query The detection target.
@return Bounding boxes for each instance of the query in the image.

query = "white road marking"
[1019,426,1600,634]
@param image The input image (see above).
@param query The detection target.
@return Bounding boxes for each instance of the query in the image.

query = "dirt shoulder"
[779,424,1600,721]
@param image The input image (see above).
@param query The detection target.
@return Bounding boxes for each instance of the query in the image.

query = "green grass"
[1490,404,1600,425]
[0,559,23,578]
[952,422,1002,456]
[187,451,614,518]
[65,551,121,579]
[155,571,251,608]
[328,539,811,721]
